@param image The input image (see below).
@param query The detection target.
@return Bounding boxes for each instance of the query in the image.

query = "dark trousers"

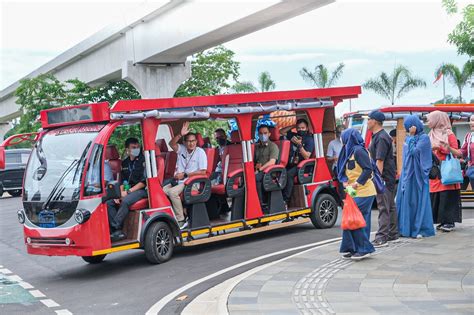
[375,188,399,241]
[256,172,265,206]
[107,189,147,231]
[282,166,298,202]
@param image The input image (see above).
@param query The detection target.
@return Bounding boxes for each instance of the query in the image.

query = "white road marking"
[19,281,34,289]
[29,290,46,298]
[146,236,343,315]
[40,299,60,308]
[1,266,73,313]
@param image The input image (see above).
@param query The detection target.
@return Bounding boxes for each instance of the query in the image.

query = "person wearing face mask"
[107,137,147,242]
[255,125,280,212]
[211,128,231,185]
[279,119,315,203]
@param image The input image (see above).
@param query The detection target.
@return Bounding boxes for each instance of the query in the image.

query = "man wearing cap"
[368,110,398,247]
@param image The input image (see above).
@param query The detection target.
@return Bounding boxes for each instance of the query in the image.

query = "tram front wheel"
[311,193,338,229]
[82,254,107,264]
[144,221,174,264]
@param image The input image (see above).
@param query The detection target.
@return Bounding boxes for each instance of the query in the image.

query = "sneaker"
[387,236,400,243]
[440,224,454,232]
[111,230,126,242]
[416,234,423,239]
[436,224,443,230]
[372,239,388,248]
[341,252,353,259]
[351,252,371,261]
[179,220,189,230]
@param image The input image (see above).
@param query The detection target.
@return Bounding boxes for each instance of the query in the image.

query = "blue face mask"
[130,148,140,157]
[260,134,269,143]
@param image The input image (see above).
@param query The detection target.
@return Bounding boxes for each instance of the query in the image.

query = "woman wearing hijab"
[337,128,376,261]
[427,110,463,232]
[397,115,435,238]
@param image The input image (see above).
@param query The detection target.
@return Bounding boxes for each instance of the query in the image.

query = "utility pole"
[443,74,446,104]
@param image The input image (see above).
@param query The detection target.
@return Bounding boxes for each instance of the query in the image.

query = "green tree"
[435,61,474,103]
[363,65,426,105]
[174,45,240,97]
[230,81,258,93]
[442,1,474,57]
[300,63,345,88]
[258,71,276,92]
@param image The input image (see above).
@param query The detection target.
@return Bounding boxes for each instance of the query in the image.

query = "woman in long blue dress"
[397,115,435,238]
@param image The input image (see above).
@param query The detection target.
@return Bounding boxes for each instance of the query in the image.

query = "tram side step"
[182,218,310,247]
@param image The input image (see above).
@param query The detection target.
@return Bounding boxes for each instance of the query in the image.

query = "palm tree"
[300,63,345,88]
[258,71,276,92]
[435,61,474,103]
[230,81,258,93]
[363,65,426,105]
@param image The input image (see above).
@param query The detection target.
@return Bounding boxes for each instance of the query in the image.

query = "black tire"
[0,185,4,198]
[8,190,22,197]
[311,193,338,229]
[144,221,174,264]
[82,254,106,264]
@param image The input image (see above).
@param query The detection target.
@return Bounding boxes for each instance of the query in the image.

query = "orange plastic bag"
[341,195,367,230]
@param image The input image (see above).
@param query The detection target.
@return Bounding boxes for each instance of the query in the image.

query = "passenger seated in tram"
[107,138,147,242]
[164,121,208,229]
[85,159,114,195]
[254,125,280,213]
[279,119,315,203]
[211,128,231,185]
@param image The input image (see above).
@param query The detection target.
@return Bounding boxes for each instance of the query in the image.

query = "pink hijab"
[427,110,453,148]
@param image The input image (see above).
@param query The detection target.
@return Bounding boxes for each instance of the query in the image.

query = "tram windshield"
[23,124,104,227]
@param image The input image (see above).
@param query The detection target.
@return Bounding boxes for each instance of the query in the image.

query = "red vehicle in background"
[0,86,361,264]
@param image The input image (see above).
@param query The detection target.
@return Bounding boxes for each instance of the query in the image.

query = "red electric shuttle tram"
[1,86,361,264]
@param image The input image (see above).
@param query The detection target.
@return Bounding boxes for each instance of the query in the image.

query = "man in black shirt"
[367,111,398,247]
[107,137,147,241]
[280,119,315,203]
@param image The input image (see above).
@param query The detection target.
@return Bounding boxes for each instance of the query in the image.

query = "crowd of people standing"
[336,110,473,261]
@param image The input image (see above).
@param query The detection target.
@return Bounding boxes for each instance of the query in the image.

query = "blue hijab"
[337,128,365,182]
[397,114,435,237]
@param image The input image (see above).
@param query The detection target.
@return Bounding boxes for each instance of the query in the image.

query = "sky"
[1,0,472,117]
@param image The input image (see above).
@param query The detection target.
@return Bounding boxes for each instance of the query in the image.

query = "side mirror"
[0,147,5,169]
[101,181,121,203]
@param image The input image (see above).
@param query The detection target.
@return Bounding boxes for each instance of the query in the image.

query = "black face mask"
[297,130,308,136]
[217,138,227,146]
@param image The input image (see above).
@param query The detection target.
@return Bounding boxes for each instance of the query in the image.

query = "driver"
[107,138,147,242]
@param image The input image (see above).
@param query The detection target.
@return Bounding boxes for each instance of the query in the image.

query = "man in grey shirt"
[327,127,344,175]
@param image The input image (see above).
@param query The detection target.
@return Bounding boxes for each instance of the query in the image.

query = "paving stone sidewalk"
[228,220,474,315]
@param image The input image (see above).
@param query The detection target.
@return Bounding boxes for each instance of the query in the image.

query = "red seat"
[211,131,244,195]
[196,133,205,148]
[156,139,177,180]
[130,198,149,211]
[106,145,121,181]
[270,128,290,167]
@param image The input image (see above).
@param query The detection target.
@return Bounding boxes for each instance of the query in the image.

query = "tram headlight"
[74,209,91,224]
[17,209,25,224]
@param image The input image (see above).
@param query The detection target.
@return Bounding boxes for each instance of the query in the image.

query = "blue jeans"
[340,196,376,255]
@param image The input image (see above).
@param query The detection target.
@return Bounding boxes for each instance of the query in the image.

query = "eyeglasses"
[186,139,197,143]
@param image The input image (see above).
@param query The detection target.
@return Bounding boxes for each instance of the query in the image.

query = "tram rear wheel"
[144,221,174,264]
[311,193,338,229]
[82,254,107,264]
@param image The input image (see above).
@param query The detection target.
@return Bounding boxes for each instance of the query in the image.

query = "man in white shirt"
[327,127,344,175]
[164,122,208,229]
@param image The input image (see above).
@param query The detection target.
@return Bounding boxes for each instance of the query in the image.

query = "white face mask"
[260,134,269,142]
[130,148,140,157]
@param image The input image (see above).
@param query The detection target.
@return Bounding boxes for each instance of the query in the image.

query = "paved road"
[0,196,472,314]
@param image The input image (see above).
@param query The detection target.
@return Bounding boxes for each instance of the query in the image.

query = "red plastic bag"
[341,195,367,230]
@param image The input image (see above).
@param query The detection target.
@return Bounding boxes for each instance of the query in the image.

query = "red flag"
[433,71,443,84]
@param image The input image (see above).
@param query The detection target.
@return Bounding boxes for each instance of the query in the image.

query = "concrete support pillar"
[122,60,191,98]
[0,123,12,141]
